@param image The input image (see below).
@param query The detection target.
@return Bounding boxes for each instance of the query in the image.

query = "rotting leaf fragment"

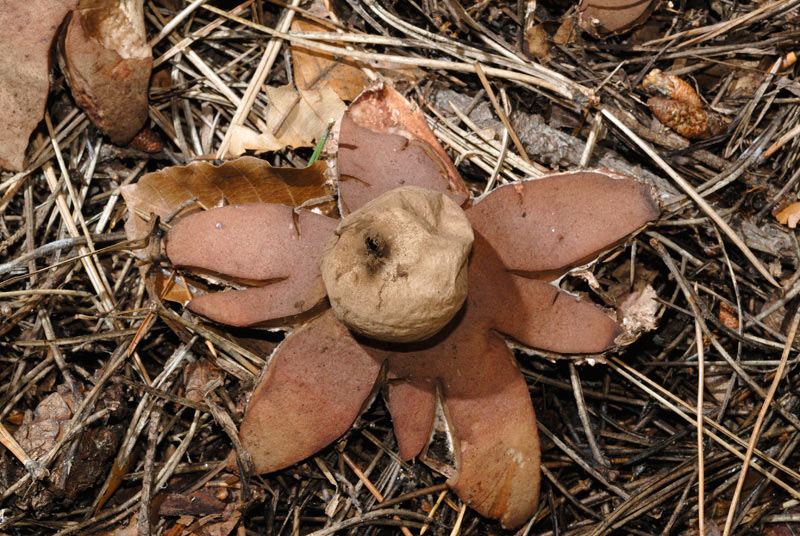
[642,69,726,139]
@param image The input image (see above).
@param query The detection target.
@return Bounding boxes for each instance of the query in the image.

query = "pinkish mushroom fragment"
[0,0,78,171]
[240,310,383,473]
[59,0,152,145]
[166,204,338,326]
[578,0,655,38]
[321,186,474,342]
[467,170,659,278]
[337,85,469,214]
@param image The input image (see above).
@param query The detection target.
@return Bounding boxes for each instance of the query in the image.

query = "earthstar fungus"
[166,86,659,528]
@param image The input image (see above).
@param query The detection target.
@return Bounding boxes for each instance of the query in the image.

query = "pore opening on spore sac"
[364,232,389,272]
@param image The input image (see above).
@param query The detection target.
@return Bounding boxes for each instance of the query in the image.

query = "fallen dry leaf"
[524,23,552,60]
[14,387,78,461]
[227,84,346,157]
[59,0,152,144]
[6,384,123,511]
[291,18,369,102]
[553,16,578,45]
[578,0,654,38]
[642,70,726,139]
[184,361,224,404]
[776,201,800,228]
[647,97,727,139]
[0,0,78,171]
[121,157,333,242]
[157,488,227,516]
[642,69,703,108]
[718,300,740,330]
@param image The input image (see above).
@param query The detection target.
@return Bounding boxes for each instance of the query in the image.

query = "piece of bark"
[0,0,78,171]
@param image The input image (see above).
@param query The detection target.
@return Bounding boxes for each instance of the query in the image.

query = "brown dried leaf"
[60,0,152,144]
[0,0,78,171]
[718,301,740,330]
[8,384,122,510]
[121,157,333,242]
[14,387,78,460]
[99,516,138,536]
[184,361,223,404]
[642,70,727,139]
[578,0,654,38]
[776,201,800,228]
[524,23,552,60]
[157,488,227,516]
[194,509,241,536]
[642,69,703,108]
[227,84,346,157]
[647,96,726,139]
[553,16,577,45]
[152,271,193,305]
[291,18,369,102]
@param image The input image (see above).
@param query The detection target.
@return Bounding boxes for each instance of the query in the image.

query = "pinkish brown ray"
[383,375,436,461]
[497,274,622,354]
[379,320,540,529]
[166,204,337,325]
[467,170,659,275]
[471,232,620,354]
[240,310,383,474]
[337,86,468,215]
[442,332,540,529]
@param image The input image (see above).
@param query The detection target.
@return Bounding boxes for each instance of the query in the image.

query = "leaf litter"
[1,0,800,535]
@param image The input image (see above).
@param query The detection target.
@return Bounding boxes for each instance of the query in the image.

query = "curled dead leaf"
[291,18,368,102]
[647,96,726,139]
[227,84,346,157]
[60,0,152,144]
[718,301,740,330]
[120,157,333,243]
[524,23,552,60]
[642,69,703,108]
[642,69,726,139]
[775,202,800,228]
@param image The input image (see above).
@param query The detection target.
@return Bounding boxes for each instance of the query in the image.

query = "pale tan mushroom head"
[321,186,474,342]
